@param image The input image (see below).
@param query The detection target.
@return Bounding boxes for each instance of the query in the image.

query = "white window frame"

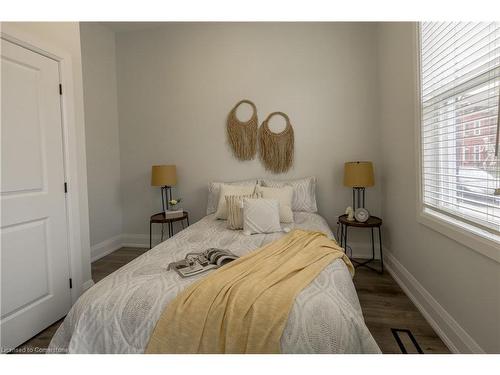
[473,121,481,136]
[413,24,500,264]
[473,145,480,161]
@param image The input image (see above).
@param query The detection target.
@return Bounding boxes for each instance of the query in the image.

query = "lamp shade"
[151,165,177,186]
[343,161,374,187]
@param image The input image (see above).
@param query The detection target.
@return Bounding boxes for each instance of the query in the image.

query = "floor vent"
[391,328,424,354]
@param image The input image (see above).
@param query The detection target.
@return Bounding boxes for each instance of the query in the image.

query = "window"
[473,145,480,161]
[473,121,481,135]
[419,22,500,235]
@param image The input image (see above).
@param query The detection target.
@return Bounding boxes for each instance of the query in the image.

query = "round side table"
[149,211,190,249]
[338,214,383,273]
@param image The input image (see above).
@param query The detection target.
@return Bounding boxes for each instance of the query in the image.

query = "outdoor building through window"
[420,22,500,234]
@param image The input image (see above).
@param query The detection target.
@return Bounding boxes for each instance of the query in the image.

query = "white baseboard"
[384,249,485,354]
[90,235,126,262]
[91,232,171,262]
[82,279,95,291]
[121,233,157,248]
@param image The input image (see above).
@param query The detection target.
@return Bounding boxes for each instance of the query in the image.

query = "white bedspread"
[49,212,380,353]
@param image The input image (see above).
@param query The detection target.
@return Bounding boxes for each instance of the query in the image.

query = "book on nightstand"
[164,209,184,219]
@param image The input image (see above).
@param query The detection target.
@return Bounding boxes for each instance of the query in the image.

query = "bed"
[49,212,380,353]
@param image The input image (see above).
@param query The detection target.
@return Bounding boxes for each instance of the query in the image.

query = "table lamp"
[344,161,374,209]
[151,165,177,212]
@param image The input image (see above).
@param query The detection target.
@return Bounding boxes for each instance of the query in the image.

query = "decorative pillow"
[206,179,257,215]
[225,192,262,230]
[255,185,294,223]
[260,176,318,212]
[242,198,282,235]
[215,184,256,220]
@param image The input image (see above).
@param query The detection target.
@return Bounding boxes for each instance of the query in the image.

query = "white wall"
[0,22,93,290]
[6,22,497,352]
[80,23,123,249]
[115,22,382,248]
[377,22,500,353]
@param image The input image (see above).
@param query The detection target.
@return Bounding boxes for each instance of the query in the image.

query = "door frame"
[1,29,91,304]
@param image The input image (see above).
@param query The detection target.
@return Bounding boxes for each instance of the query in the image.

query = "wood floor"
[353,263,449,353]
[13,248,449,354]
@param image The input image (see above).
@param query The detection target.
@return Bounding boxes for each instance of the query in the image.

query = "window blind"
[420,22,500,234]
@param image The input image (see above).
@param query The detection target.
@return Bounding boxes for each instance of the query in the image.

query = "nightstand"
[149,211,190,249]
[338,214,383,274]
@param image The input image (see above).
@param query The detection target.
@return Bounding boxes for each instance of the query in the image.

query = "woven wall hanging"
[259,112,294,174]
[227,99,258,161]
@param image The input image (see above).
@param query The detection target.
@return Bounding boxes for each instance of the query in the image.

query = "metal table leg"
[371,227,375,260]
[348,226,383,274]
[344,225,349,257]
[342,223,346,248]
[379,226,384,273]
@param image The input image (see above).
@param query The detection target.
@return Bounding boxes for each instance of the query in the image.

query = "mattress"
[49,212,380,353]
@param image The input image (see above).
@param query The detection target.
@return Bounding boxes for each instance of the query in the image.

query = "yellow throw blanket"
[146,229,353,354]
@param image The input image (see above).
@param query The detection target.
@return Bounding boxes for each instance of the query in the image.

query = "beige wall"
[377,22,500,353]
[115,22,382,248]
[0,22,92,289]
[80,23,123,247]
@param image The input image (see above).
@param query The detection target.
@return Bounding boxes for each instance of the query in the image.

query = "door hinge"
[69,278,73,289]
[59,84,62,95]
[64,182,68,193]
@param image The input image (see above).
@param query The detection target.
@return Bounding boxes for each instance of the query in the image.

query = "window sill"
[418,208,500,264]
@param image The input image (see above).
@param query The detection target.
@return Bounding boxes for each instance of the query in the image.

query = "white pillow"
[260,176,318,212]
[206,179,257,215]
[215,184,256,220]
[225,191,262,230]
[255,185,294,223]
[242,198,282,235]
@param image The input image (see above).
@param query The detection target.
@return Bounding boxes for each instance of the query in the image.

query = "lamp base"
[161,186,172,212]
[352,187,366,210]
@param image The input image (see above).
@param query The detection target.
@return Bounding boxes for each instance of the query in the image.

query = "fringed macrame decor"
[259,112,294,174]
[227,100,258,161]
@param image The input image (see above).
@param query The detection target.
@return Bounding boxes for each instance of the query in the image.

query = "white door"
[1,39,72,351]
